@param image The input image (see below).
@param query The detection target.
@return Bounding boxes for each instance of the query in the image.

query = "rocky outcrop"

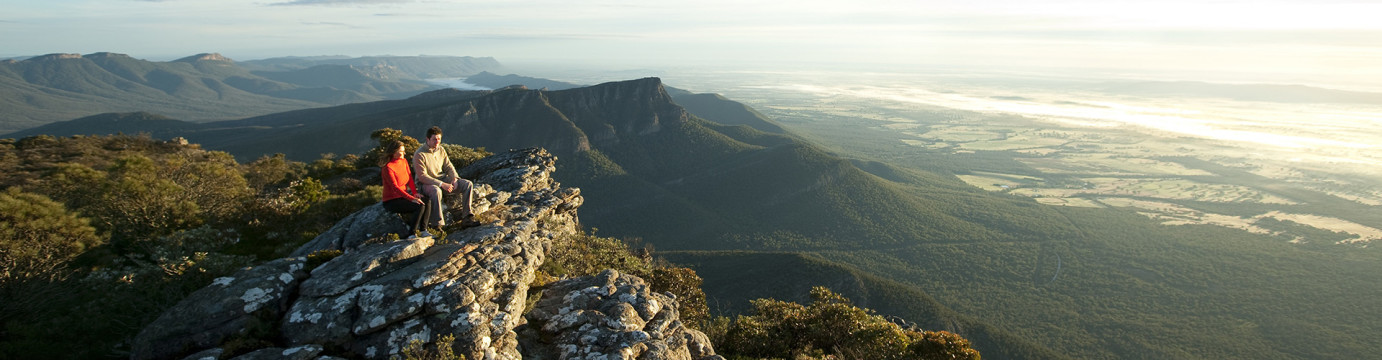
[131,257,308,360]
[288,203,408,257]
[175,53,234,63]
[130,148,715,360]
[525,270,722,360]
[26,53,84,61]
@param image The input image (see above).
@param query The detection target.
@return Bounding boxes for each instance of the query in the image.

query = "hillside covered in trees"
[0,133,978,360]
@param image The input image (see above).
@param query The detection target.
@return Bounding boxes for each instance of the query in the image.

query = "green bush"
[0,187,103,324]
[646,267,709,325]
[398,333,465,360]
[27,147,252,250]
[305,153,357,181]
[540,230,710,329]
[357,128,422,169]
[288,177,329,212]
[721,287,979,360]
[442,143,492,170]
[0,134,388,358]
[242,153,301,191]
[304,249,343,272]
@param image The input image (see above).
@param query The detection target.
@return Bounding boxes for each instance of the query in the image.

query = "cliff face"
[130,148,719,360]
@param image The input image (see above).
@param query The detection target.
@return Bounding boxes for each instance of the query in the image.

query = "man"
[413,126,473,228]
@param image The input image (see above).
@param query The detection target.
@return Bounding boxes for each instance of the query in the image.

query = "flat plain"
[690,71,1382,246]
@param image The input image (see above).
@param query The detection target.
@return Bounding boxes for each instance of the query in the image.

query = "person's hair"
[426,126,443,139]
[377,139,405,167]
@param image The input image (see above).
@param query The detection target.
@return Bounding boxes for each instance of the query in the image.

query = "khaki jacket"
[412,144,458,187]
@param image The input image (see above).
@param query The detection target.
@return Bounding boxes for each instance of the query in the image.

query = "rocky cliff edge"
[130,148,720,360]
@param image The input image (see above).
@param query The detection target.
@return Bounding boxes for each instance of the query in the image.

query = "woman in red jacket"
[379,140,431,238]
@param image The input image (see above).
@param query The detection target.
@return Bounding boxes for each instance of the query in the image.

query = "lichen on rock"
[527,269,721,360]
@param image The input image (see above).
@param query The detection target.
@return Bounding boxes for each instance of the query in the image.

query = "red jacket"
[381,157,419,202]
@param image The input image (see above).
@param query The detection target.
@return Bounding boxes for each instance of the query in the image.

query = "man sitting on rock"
[413,126,474,228]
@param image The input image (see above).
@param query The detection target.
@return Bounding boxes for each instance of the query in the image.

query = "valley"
[601,68,1382,358]
[652,69,1382,246]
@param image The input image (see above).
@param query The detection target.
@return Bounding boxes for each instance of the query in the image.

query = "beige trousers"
[418,178,473,228]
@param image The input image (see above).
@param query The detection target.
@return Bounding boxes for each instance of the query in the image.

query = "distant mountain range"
[9,68,1375,359]
[240,55,500,79]
[0,52,501,133]
[6,77,1070,359]
[463,71,584,91]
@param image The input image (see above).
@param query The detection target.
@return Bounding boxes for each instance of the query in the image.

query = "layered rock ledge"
[130,148,716,360]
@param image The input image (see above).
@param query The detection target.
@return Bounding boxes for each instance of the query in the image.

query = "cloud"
[271,0,417,6]
[300,21,369,29]
[455,32,638,41]
[371,12,448,18]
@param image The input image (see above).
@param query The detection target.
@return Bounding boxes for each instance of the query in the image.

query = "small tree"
[358,128,422,169]
[164,151,252,226]
[98,155,202,245]
[287,177,330,212]
[0,187,103,322]
[243,153,301,191]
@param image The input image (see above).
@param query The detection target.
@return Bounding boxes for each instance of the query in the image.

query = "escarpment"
[130,148,720,360]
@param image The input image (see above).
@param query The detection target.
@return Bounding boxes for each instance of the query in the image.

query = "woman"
[379,140,431,238]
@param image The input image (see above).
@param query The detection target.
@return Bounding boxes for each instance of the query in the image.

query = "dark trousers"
[382,196,431,234]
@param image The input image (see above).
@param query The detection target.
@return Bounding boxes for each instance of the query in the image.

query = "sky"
[3,0,1381,88]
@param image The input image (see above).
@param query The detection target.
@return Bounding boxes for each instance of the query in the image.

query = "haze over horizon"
[3,0,1381,90]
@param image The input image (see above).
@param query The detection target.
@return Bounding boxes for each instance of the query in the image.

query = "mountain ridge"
[173,53,234,63]
[0,53,502,134]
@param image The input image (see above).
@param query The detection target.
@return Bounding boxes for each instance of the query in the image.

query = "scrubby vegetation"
[0,187,104,325]
[0,133,973,360]
[537,230,981,360]
[400,334,465,360]
[721,287,979,360]
[0,133,390,358]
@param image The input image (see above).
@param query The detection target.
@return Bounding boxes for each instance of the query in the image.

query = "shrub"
[0,187,103,323]
[34,150,252,249]
[906,330,981,360]
[305,153,357,181]
[721,287,980,360]
[243,153,302,191]
[399,333,465,360]
[646,267,710,325]
[442,144,491,170]
[540,230,711,329]
[287,177,329,212]
[1,225,253,360]
[163,151,252,227]
[304,249,343,272]
[13,135,59,150]
[101,154,204,242]
[358,128,422,169]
